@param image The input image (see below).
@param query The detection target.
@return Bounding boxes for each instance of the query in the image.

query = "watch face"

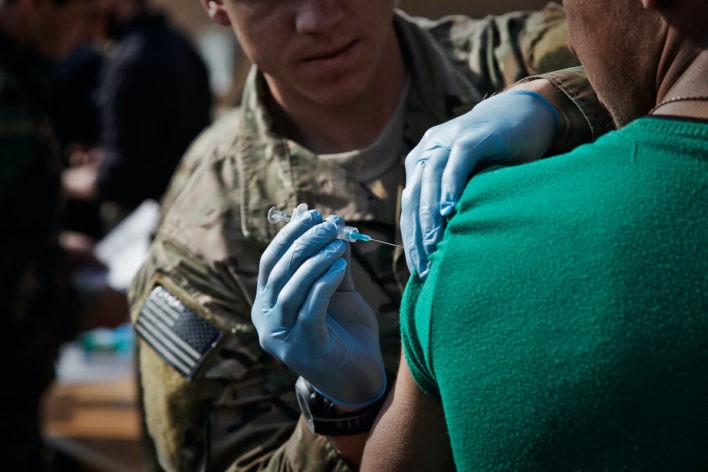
[296,376,332,415]
[295,376,315,419]
[294,376,383,435]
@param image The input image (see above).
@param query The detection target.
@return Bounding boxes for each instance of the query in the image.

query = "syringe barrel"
[337,226,370,243]
[267,205,371,243]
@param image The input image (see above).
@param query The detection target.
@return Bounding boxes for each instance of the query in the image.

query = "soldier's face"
[218,0,397,108]
[563,0,664,126]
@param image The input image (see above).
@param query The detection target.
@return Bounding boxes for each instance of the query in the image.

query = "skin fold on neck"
[650,4,708,120]
[651,49,708,119]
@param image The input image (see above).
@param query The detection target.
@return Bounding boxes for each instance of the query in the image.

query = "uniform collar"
[234,11,483,242]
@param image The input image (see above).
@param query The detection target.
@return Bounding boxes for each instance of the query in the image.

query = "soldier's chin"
[308,80,371,108]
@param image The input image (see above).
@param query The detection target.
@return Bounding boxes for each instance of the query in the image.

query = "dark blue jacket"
[98,12,212,209]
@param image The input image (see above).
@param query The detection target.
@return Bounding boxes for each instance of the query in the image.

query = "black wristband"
[295,374,393,436]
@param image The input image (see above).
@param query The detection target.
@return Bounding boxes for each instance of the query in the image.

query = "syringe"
[268,205,403,248]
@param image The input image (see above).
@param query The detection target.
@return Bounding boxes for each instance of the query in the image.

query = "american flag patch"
[135,285,222,378]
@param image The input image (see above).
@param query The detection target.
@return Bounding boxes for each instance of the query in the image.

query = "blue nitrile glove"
[400,89,560,279]
[252,209,386,407]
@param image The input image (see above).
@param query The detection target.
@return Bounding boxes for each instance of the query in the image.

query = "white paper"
[94,199,160,292]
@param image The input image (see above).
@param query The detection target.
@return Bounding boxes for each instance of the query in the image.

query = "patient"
[252,0,707,469]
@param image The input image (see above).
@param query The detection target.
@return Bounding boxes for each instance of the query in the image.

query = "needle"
[366,237,403,248]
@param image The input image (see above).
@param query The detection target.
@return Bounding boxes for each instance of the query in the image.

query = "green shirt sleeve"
[400,274,441,401]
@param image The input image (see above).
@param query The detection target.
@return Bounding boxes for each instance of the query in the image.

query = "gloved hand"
[252,209,386,407]
[400,89,560,279]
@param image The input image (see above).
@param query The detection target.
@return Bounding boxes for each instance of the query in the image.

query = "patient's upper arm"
[361,352,454,471]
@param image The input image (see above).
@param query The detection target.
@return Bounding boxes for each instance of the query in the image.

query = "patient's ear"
[201,0,231,26]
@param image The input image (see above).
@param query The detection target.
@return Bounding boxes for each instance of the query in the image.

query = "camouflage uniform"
[129,6,612,471]
[0,31,82,469]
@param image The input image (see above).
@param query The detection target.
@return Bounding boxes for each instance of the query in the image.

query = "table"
[41,377,149,472]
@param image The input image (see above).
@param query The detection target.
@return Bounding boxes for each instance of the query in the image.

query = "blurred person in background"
[51,22,107,240]
[128,1,615,471]
[0,0,128,468]
[62,0,212,224]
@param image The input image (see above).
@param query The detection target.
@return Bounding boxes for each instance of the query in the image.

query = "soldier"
[0,0,126,468]
[129,1,612,471]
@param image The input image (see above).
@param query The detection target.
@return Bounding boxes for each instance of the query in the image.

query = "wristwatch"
[295,376,390,436]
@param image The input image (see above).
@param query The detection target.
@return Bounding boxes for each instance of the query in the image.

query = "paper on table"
[94,199,160,292]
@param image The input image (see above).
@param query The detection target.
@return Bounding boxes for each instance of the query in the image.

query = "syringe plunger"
[267,207,291,224]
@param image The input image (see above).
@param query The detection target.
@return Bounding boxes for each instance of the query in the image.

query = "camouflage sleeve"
[266,418,356,472]
[425,2,613,148]
[419,3,575,92]
[158,108,240,215]
[129,148,306,472]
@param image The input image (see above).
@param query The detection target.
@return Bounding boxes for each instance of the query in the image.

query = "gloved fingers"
[276,239,346,330]
[327,291,378,329]
[403,138,428,176]
[298,257,347,330]
[252,271,288,349]
[258,209,322,289]
[439,132,487,215]
[418,146,450,260]
[266,218,340,302]
[400,158,427,277]
[439,127,506,214]
[335,244,356,293]
[404,139,447,193]
[401,148,424,275]
[326,214,346,235]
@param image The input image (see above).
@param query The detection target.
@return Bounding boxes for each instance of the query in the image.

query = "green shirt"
[402,117,708,471]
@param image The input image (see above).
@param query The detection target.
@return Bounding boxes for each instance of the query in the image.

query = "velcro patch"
[135,285,222,378]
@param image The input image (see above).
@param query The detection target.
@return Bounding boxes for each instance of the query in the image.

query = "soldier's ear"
[201,0,231,26]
